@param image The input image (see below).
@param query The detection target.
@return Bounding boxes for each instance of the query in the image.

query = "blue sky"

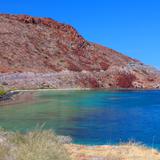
[0,0,160,68]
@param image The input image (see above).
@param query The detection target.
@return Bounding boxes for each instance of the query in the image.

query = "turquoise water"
[0,90,160,148]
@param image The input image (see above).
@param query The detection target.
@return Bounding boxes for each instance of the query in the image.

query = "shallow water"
[0,90,160,148]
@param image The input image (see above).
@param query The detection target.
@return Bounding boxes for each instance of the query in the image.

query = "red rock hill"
[0,14,160,89]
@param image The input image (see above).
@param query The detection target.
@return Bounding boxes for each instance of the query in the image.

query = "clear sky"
[0,0,160,68]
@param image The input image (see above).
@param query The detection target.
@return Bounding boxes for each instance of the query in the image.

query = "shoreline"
[15,88,92,92]
[1,88,160,106]
[65,143,160,160]
[16,87,160,92]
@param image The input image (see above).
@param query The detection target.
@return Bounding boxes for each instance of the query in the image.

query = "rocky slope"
[0,14,160,89]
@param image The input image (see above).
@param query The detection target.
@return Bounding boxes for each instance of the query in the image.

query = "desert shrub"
[0,85,8,96]
[0,130,71,160]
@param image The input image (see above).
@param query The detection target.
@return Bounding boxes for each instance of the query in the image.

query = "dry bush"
[0,130,71,160]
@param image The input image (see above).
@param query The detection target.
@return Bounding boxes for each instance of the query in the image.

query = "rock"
[0,14,160,89]
[0,91,18,101]
[57,136,72,144]
[2,82,8,86]
[0,135,6,144]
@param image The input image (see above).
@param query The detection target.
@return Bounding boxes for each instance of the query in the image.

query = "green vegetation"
[0,85,17,97]
[0,89,7,96]
[8,87,17,91]
[0,129,71,160]
[0,85,7,96]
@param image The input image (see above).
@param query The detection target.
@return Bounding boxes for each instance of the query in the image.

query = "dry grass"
[0,129,71,160]
[65,142,160,160]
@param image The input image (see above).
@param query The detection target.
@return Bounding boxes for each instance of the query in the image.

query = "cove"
[0,90,160,149]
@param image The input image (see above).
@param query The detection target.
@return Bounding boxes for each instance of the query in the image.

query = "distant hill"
[0,14,160,89]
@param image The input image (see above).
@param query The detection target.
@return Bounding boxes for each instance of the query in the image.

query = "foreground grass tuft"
[0,130,71,160]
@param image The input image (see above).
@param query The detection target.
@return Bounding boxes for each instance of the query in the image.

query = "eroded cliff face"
[0,14,160,89]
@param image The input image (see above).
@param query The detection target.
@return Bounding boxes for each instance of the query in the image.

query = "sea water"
[0,90,160,148]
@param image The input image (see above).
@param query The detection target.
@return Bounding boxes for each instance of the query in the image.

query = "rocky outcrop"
[0,91,18,101]
[0,14,160,89]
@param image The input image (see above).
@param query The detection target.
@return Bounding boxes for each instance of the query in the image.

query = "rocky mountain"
[0,14,160,89]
